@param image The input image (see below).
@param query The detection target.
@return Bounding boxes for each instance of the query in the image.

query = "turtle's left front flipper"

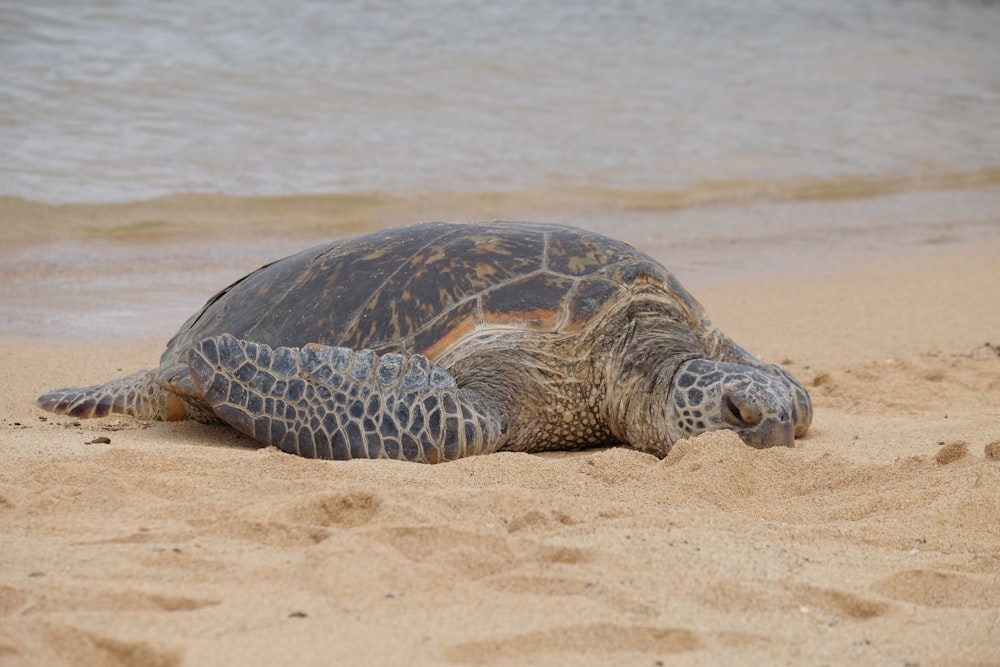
[187,334,507,463]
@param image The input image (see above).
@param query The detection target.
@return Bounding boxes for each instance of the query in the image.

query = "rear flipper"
[36,370,186,421]
[187,334,508,463]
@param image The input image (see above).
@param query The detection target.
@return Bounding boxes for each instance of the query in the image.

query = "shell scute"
[546,228,642,276]
[481,271,575,330]
[562,276,625,333]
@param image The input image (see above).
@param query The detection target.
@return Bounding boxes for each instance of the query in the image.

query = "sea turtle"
[37,221,811,462]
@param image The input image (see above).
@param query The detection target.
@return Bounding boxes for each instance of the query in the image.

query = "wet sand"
[1,190,999,665]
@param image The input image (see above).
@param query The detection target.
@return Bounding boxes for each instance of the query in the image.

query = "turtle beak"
[720,387,795,448]
[734,415,796,448]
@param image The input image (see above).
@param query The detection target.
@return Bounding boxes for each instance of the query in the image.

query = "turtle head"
[664,359,812,448]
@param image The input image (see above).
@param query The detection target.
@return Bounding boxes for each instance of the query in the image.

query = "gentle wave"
[3,167,1000,249]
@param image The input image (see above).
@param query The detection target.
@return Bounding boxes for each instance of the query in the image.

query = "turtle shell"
[159,221,698,392]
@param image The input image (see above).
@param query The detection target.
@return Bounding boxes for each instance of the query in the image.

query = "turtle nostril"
[721,393,761,429]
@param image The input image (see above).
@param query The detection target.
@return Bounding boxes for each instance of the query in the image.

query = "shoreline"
[2,184,998,341]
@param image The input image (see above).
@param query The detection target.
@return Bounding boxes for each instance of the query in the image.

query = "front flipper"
[187,334,507,463]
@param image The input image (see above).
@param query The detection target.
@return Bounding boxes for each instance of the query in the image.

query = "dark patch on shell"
[482,271,575,329]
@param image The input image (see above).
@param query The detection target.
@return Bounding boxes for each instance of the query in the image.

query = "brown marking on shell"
[484,307,560,329]
[411,299,481,361]
[482,272,575,330]
[547,228,641,276]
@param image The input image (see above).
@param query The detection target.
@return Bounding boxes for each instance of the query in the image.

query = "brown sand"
[1,203,999,665]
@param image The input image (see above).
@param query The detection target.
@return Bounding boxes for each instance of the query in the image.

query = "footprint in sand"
[707,580,888,621]
[288,490,383,528]
[482,574,657,616]
[441,622,764,665]
[375,525,513,576]
[1,584,219,615]
[872,569,1000,609]
[0,620,183,667]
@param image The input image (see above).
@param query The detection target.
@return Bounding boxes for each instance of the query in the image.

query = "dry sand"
[1,201,999,666]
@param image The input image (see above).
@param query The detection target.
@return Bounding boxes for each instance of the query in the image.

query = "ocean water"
[2,0,999,204]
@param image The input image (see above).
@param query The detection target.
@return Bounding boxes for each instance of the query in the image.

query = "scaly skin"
[187,334,507,463]
[667,359,812,448]
[36,370,184,421]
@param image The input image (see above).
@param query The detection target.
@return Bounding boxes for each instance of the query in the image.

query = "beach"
[1,189,998,666]
[3,2,999,663]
